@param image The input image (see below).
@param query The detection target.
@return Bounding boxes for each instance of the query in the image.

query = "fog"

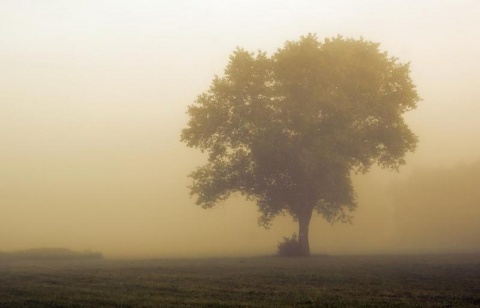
[1,1,480,258]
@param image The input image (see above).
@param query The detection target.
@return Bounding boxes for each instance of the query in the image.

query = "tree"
[181,34,419,256]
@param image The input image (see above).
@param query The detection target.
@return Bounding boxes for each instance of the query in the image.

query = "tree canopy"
[181,34,419,255]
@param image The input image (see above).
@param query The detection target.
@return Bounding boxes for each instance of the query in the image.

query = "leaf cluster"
[181,34,419,227]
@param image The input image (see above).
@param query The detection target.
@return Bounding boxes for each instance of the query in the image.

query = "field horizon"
[1,253,479,307]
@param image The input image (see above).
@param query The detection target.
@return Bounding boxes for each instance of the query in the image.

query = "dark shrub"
[277,233,301,256]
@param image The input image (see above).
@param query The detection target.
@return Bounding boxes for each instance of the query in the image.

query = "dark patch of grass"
[0,254,479,307]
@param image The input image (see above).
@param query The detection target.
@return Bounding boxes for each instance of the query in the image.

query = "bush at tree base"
[277,233,302,257]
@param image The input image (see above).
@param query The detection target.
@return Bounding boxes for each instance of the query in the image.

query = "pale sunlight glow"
[1,0,480,257]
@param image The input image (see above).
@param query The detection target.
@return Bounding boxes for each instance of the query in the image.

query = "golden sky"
[1,1,480,258]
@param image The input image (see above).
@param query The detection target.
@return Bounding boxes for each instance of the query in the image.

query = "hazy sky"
[1,1,480,258]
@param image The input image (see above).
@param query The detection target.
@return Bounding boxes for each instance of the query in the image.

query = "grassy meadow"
[0,254,479,307]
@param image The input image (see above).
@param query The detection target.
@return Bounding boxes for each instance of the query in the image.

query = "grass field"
[0,254,479,307]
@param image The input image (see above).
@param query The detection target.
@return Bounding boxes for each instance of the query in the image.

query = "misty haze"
[1,1,480,306]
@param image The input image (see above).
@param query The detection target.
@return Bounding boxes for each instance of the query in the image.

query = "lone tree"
[181,34,419,256]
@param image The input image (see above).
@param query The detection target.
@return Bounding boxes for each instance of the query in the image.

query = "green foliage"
[181,34,419,229]
[277,233,301,257]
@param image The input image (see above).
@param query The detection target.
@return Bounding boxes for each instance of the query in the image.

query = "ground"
[0,254,479,307]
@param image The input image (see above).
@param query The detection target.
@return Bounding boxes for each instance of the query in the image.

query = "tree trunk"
[297,208,313,256]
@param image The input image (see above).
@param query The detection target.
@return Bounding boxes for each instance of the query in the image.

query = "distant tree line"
[0,248,103,261]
